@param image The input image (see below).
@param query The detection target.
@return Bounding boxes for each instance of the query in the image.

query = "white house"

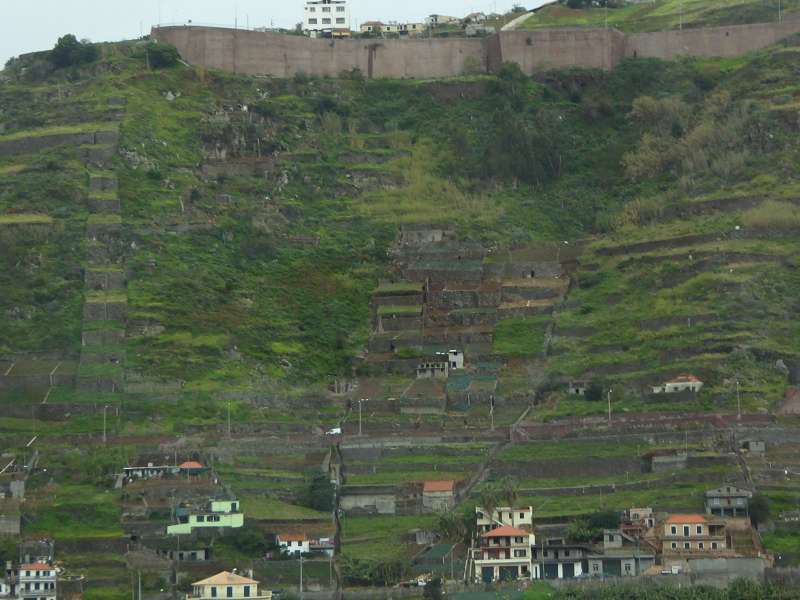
[652,374,703,394]
[304,0,350,36]
[16,563,57,600]
[186,571,271,600]
[277,533,310,556]
[425,14,460,27]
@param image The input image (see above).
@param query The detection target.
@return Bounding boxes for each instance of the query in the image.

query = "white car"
[325,427,342,436]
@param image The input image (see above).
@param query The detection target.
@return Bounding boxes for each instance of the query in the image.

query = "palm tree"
[497,476,519,508]
[479,484,500,526]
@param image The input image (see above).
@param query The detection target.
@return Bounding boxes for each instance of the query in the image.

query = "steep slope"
[520,0,799,32]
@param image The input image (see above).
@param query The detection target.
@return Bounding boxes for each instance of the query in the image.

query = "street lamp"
[607,388,613,426]
[736,380,741,420]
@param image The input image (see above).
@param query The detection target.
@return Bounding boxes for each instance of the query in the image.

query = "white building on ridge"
[304,0,350,37]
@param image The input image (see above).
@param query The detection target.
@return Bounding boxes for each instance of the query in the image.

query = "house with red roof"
[661,514,728,555]
[277,533,310,556]
[472,525,537,583]
[422,480,457,512]
[652,374,704,394]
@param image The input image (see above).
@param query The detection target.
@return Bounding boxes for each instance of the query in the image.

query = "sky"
[0,0,550,66]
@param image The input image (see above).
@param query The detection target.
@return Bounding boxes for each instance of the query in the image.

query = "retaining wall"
[152,18,800,80]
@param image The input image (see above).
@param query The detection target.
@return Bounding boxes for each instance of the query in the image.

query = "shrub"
[144,42,180,68]
[741,200,800,231]
[49,34,98,68]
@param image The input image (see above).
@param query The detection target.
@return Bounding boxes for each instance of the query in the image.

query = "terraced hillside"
[520,0,800,32]
[0,26,800,597]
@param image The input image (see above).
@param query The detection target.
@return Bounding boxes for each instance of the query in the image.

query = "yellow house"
[167,499,244,535]
[187,571,271,599]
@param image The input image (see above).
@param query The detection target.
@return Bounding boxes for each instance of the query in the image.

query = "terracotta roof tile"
[665,514,707,524]
[482,525,529,538]
[423,480,455,493]
[192,571,259,586]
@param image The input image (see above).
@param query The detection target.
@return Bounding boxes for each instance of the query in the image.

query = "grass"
[520,0,800,32]
[492,316,550,357]
[240,494,329,520]
[0,213,53,225]
[377,305,422,316]
[0,122,118,142]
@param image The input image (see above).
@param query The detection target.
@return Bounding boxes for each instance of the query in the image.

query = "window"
[308,18,318,24]
[564,550,570,558]
[308,6,316,11]
[514,549,527,558]
[671,542,677,549]
[514,537,524,543]
[683,526,690,537]
[211,588,217,598]
[699,542,704,549]
[322,18,331,24]
[336,18,345,23]
[520,513,525,519]
[231,502,238,511]
[696,525,702,534]
[336,5,345,10]
[244,586,250,597]
[624,563,631,573]
[227,586,233,598]
[670,526,677,535]
[684,542,690,550]
[196,515,205,522]
[592,563,599,572]
[712,542,718,550]
[322,6,330,11]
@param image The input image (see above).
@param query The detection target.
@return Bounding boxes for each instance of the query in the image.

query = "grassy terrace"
[0,121,118,142]
[520,0,800,32]
[373,282,423,295]
[0,213,53,224]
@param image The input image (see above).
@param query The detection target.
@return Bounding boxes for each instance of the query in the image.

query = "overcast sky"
[1,0,550,66]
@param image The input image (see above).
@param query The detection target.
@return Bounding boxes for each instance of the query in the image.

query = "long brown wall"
[626,19,800,60]
[152,18,800,79]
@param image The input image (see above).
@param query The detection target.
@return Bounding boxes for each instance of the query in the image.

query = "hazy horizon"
[1,0,550,66]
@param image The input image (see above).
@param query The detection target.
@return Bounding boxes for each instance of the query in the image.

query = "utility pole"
[103,405,109,444]
[358,398,368,436]
[736,380,741,420]
[227,400,232,437]
[138,571,142,600]
[607,388,613,426]
[300,554,304,599]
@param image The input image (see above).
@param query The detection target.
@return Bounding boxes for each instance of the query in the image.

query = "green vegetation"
[493,316,550,356]
[50,34,99,69]
[522,0,799,32]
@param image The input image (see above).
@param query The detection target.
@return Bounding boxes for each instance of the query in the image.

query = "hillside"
[0,27,800,598]
[520,0,800,32]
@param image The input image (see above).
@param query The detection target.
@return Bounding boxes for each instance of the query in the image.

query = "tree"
[423,577,443,600]
[566,519,595,542]
[49,34,98,68]
[497,476,519,507]
[479,484,500,525]
[587,510,619,530]
[144,42,180,68]
[749,494,770,528]
[301,471,335,512]
[585,380,604,402]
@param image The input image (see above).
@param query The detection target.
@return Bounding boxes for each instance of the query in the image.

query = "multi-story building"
[534,538,590,580]
[15,562,57,600]
[167,499,243,535]
[586,530,656,578]
[475,506,533,534]
[661,514,728,555]
[705,485,753,517]
[186,571,271,600]
[473,506,537,583]
[304,0,350,37]
[473,525,536,583]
